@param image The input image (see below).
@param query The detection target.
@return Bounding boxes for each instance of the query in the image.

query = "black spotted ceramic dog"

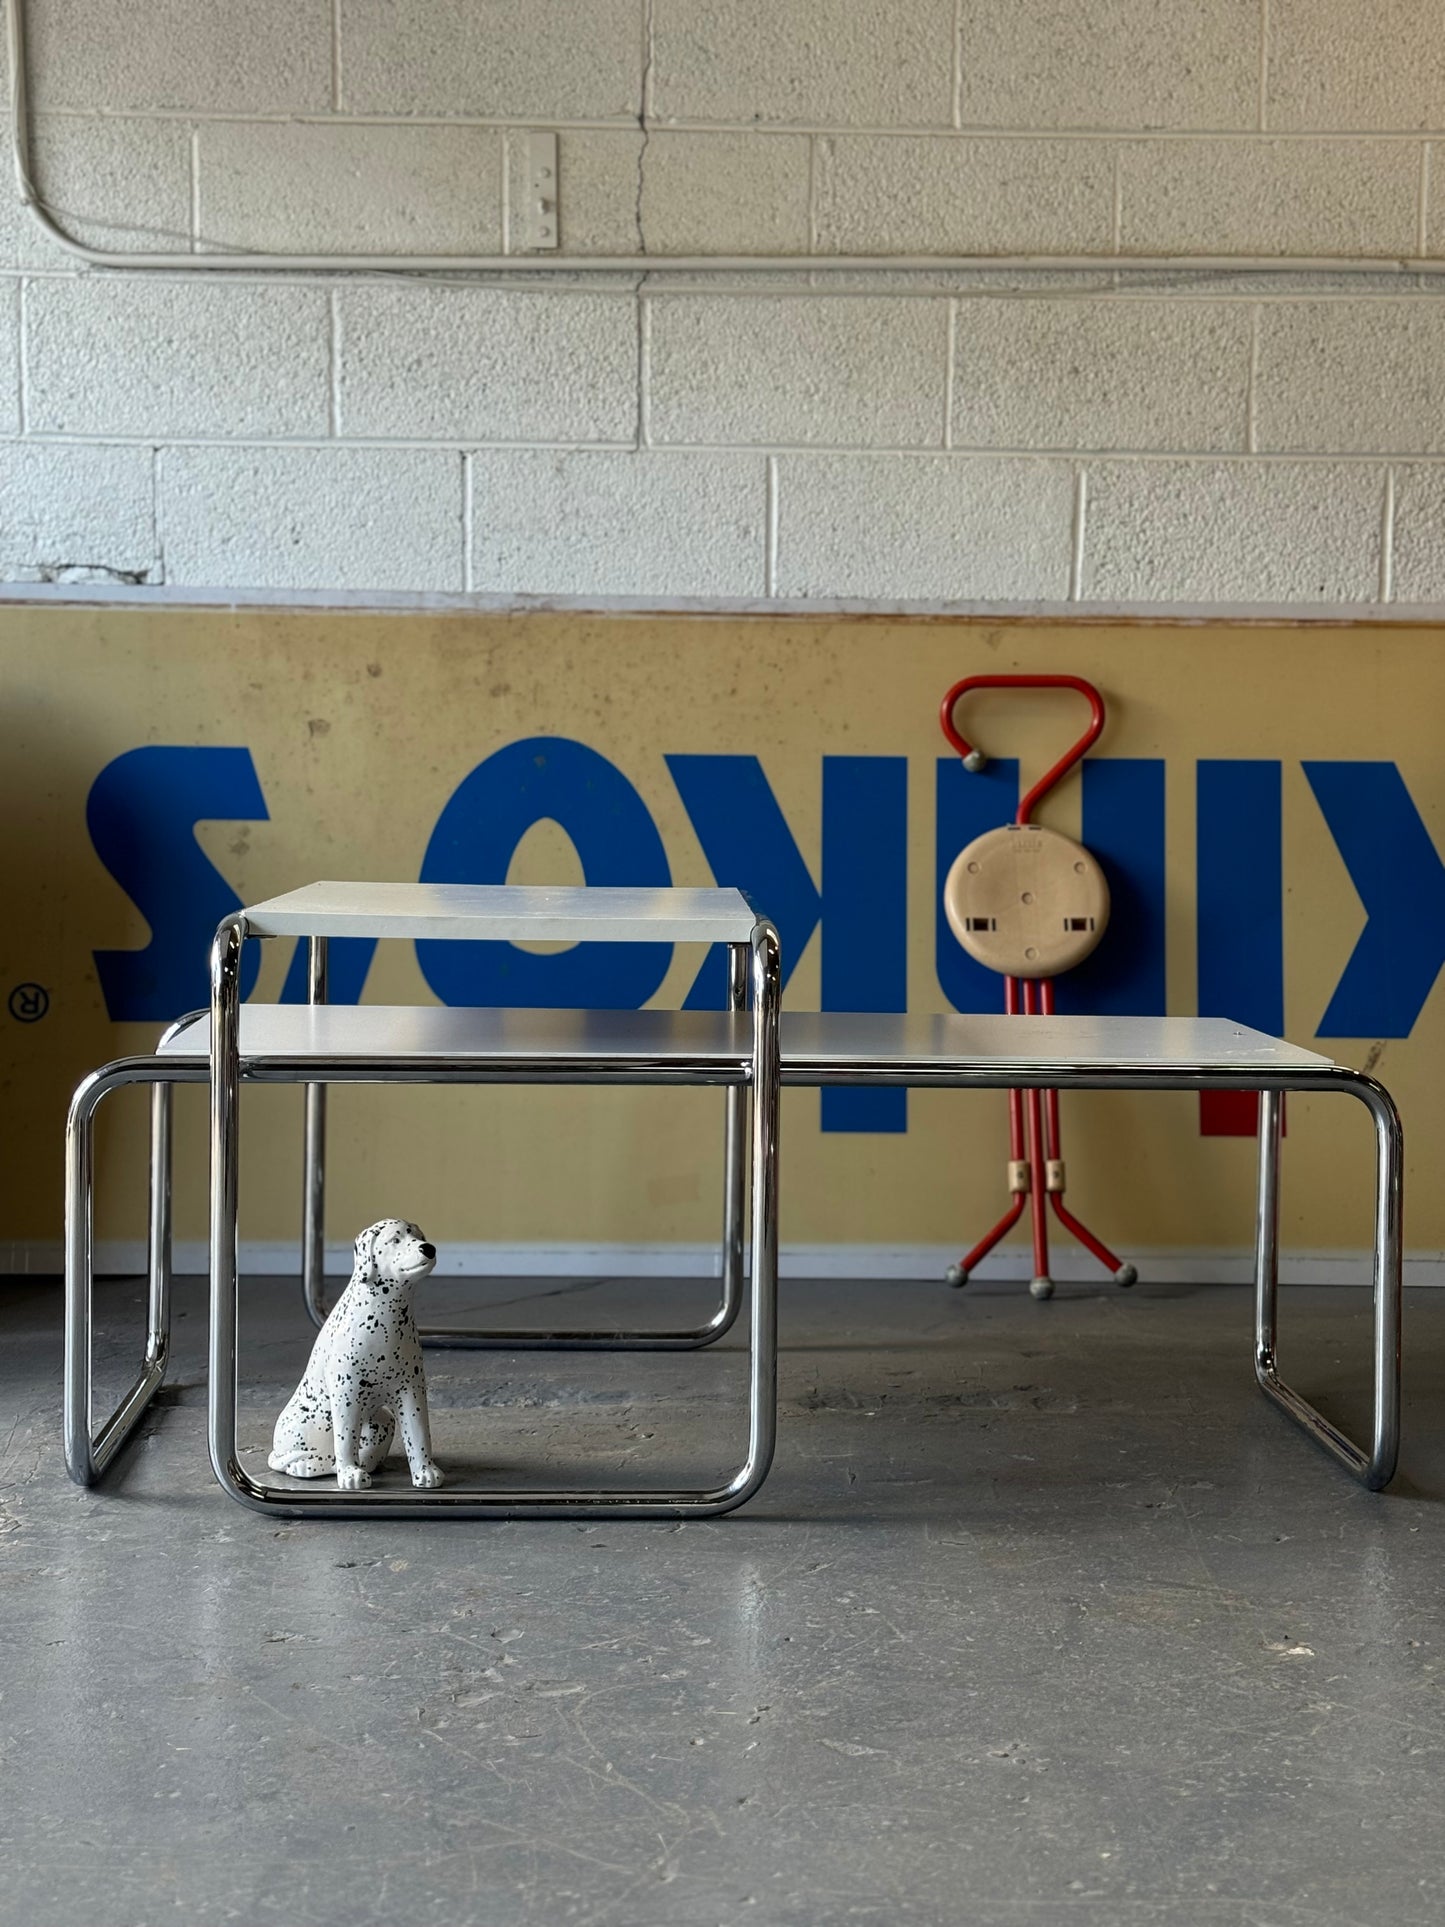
[269,1219,444,1491]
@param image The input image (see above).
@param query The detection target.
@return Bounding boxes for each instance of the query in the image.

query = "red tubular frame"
[1037,976,1125,1275]
[954,974,1028,1279]
[941,674,1129,1293]
[940,674,1106,827]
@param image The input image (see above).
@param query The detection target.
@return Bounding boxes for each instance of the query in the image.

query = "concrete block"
[1082,461,1384,603]
[647,296,948,447]
[506,129,809,256]
[1119,140,1419,259]
[340,0,643,119]
[1268,0,1445,130]
[198,123,502,255]
[1255,304,1445,455]
[958,0,1257,130]
[25,278,330,439]
[27,0,330,113]
[641,133,811,255]
[1390,467,1445,602]
[0,116,192,269]
[159,446,463,592]
[652,0,954,127]
[472,449,766,596]
[952,300,1250,452]
[814,137,1113,256]
[0,444,154,577]
[337,285,636,442]
[774,453,1075,599]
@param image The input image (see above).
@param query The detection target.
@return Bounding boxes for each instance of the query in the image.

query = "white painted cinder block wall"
[4,0,1445,607]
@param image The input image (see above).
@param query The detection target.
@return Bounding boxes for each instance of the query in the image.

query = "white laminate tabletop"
[159,1004,751,1064]
[776,1013,1335,1074]
[163,1004,1335,1078]
[240,882,760,944]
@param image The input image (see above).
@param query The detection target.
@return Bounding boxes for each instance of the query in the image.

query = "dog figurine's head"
[351,1219,437,1296]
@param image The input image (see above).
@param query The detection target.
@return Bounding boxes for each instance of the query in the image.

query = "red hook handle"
[939,673,1106,825]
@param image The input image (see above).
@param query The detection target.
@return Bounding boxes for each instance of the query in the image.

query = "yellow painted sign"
[0,606,1439,1265]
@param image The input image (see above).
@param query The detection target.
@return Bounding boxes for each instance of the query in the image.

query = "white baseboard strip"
[4,1239,1443,1287]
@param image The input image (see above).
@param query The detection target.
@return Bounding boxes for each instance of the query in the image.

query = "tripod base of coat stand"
[942,976,1139,1300]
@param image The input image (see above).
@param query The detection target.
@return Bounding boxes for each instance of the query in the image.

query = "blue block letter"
[1058,759,1167,1016]
[668,754,908,1132]
[936,756,1021,1014]
[1304,761,1445,1037]
[88,746,269,1020]
[1196,761,1284,1032]
[418,737,672,1008]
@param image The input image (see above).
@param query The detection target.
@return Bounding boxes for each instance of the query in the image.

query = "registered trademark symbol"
[8,983,49,1023]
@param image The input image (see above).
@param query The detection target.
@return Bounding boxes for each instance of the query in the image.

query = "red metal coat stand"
[939,674,1138,1300]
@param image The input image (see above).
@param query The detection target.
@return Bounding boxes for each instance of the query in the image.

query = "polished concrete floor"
[2,1271,1443,1927]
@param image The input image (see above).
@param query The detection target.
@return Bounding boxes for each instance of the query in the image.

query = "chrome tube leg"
[1252,1075,1403,1490]
[147,1082,173,1376]
[63,1074,99,1485]
[1363,1074,1404,1488]
[302,935,329,1329]
[736,920,782,1503]
[65,1061,193,1486]
[208,916,248,1506]
[1254,1088,1282,1388]
[712,940,750,1341]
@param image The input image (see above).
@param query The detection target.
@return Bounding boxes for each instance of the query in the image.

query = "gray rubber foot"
[1029,1275,1055,1301]
[1114,1262,1138,1289]
[945,1264,969,1289]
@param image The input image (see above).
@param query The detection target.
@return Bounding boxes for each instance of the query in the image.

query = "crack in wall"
[636,0,655,254]
[632,0,656,449]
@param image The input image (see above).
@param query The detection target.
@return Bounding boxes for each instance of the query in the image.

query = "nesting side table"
[66,883,781,1521]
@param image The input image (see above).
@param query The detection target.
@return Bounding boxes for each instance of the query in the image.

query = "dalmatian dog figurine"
[269,1219,445,1491]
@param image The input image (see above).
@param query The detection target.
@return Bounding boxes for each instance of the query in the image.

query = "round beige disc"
[944,823,1110,978]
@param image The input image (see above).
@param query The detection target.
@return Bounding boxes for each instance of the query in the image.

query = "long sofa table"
[64,890,1402,1516]
[778,1011,1402,1493]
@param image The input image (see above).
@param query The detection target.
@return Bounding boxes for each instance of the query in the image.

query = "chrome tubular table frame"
[64,1054,204,1485]
[205,909,781,1521]
[1253,1087,1400,1488]
[774,1014,1403,1492]
[66,1004,1400,1506]
[300,935,750,1353]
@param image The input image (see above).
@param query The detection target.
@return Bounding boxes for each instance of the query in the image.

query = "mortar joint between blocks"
[765,453,780,597]
[461,450,473,593]
[15,279,28,437]
[331,0,344,114]
[1069,466,1088,601]
[152,445,165,584]
[1419,145,1432,261]
[943,301,956,450]
[1246,305,1261,454]
[951,0,964,131]
[636,294,652,450]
